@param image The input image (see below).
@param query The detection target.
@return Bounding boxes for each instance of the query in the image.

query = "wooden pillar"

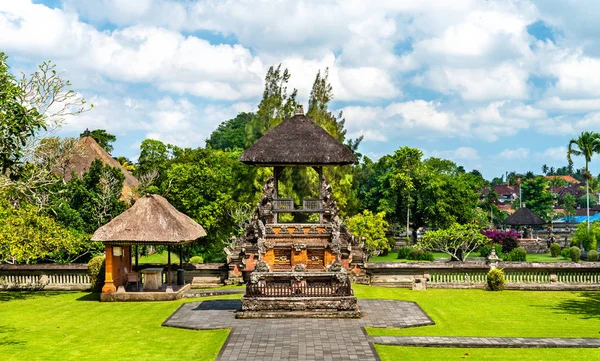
[167,245,172,286]
[102,245,116,293]
[315,166,323,224]
[135,245,139,272]
[274,166,281,224]
[179,245,183,269]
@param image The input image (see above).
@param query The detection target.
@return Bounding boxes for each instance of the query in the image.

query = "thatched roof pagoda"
[63,133,140,198]
[503,207,546,226]
[240,107,356,166]
[92,194,206,245]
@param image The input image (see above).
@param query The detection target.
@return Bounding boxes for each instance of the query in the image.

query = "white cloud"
[541,146,568,161]
[499,148,531,159]
[431,147,480,160]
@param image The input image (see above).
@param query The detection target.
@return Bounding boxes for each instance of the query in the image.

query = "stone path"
[163,299,600,360]
[371,336,600,348]
[163,299,434,361]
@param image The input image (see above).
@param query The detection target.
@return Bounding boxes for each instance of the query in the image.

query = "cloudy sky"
[2,0,600,179]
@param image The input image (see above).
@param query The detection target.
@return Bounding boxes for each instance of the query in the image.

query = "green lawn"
[1,286,598,361]
[376,346,600,361]
[0,292,236,361]
[138,251,180,264]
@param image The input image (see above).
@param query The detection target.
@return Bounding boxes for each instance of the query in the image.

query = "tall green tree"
[81,129,116,154]
[0,52,44,175]
[567,131,600,229]
[519,177,554,221]
[245,65,298,147]
[206,112,254,150]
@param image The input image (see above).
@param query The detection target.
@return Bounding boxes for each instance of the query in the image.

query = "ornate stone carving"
[293,243,306,252]
[328,260,343,272]
[250,272,261,284]
[255,261,270,273]
[294,263,306,272]
[259,177,276,216]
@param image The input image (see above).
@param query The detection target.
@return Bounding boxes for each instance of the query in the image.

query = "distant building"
[544,175,580,184]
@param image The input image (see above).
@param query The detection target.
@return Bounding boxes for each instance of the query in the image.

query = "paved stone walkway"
[163,299,434,361]
[163,299,600,360]
[371,336,600,348]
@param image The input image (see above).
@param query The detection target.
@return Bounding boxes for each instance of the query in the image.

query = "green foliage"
[573,222,599,251]
[563,193,577,218]
[577,194,598,208]
[136,138,170,181]
[518,177,554,221]
[0,52,44,175]
[397,246,413,260]
[346,210,389,257]
[418,223,488,261]
[87,255,105,292]
[50,159,127,233]
[588,250,598,262]
[560,247,571,259]
[503,247,527,262]
[189,256,204,264]
[408,248,435,261]
[550,243,561,257]
[0,199,92,264]
[206,112,254,151]
[486,268,505,291]
[570,246,581,262]
[81,129,116,154]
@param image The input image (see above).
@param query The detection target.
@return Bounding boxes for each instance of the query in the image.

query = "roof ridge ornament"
[295,104,304,115]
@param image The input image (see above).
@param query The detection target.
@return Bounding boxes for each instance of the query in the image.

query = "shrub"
[407,248,434,261]
[560,247,571,259]
[570,246,581,262]
[550,243,561,257]
[189,255,204,264]
[397,246,413,260]
[87,255,105,292]
[482,229,521,254]
[503,247,527,262]
[479,244,492,258]
[501,237,519,254]
[486,268,505,291]
[588,250,598,262]
[572,222,599,251]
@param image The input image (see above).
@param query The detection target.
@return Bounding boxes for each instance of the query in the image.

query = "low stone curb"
[370,336,600,348]
[182,289,245,298]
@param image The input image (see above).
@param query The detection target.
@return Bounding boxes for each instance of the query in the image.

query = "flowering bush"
[482,229,521,253]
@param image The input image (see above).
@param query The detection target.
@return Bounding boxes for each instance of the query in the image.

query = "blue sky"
[3,0,600,180]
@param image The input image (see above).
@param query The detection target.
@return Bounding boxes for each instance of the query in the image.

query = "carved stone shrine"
[228,105,365,318]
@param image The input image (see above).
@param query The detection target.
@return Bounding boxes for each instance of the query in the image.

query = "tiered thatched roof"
[240,109,356,166]
[503,207,546,226]
[91,194,206,245]
[62,136,140,199]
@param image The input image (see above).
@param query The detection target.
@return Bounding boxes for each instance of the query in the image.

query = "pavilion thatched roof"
[61,136,140,199]
[240,110,356,166]
[91,194,206,245]
[503,207,546,226]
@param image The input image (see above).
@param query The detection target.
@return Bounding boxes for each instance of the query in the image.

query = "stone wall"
[364,261,600,290]
[0,264,91,291]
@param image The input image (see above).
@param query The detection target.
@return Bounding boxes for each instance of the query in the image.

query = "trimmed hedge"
[570,246,581,262]
[87,255,105,292]
[487,268,505,291]
[588,250,598,262]
[550,243,561,257]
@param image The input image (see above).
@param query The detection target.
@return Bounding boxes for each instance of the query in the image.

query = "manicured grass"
[526,252,569,262]
[0,291,237,361]
[354,285,600,338]
[376,346,600,361]
[138,251,180,264]
[370,251,583,263]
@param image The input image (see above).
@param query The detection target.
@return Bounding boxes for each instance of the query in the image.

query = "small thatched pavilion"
[92,194,206,297]
[503,207,546,227]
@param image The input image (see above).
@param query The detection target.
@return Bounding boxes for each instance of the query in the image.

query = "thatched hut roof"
[503,207,546,226]
[62,136,140,199]
[240,109,356,166]
[91,194,206,245]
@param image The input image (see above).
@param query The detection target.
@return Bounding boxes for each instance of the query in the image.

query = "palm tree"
[567,131,600,230]
[542,164,549,175]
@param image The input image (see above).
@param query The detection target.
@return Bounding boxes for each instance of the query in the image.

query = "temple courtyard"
[2,286,600,361]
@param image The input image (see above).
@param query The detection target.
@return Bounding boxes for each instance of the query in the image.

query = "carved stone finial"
[82,128,91,138]
[295,104,304,115]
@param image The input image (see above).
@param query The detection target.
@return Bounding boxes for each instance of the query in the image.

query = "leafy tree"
[490,176,504,186]
[207,112,255,150]
[568,131,600,229]
[562,193,577,221]
[346,210,390,258]
[577,194,598,208]
[80,129,116,154]
[245,64,298,147]
[542,164,549,175]
[0,199,93,264]
[519,177,554,221]
[418,223,488,261]
[50,159,126,233]
[572,221,599,252]
[0,52,44,175]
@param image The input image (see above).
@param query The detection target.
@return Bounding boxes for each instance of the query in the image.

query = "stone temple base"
[236,296,361,319]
